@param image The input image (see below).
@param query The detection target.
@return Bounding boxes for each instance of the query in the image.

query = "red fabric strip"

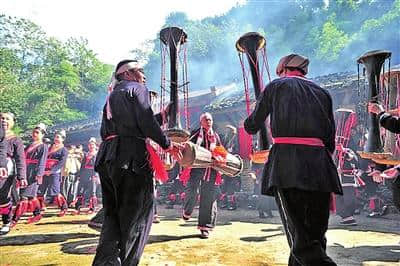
[146,143,168,183]
[26,159,39,165]
[45,159,58,170]
[273,137,324,147]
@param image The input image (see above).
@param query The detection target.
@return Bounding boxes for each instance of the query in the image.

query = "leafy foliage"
[0,15,112,131]
[141,0,399,90]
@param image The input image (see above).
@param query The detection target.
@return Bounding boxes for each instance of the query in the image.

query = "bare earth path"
[0,206,399,266]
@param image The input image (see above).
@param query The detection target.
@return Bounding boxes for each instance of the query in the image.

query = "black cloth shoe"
[200,230,209,239]
[340,218,357,226]
[182,213,190,221]
[228,205,237,211]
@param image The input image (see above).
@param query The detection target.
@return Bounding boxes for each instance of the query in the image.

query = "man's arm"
[13,138,27,181]
[0,126,7,168]
[130,84,170,149]
[244,84,272,135]
[379,113,400,134]
[368,102,400,134]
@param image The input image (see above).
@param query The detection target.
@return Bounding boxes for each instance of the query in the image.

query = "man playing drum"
[182,112,223,239]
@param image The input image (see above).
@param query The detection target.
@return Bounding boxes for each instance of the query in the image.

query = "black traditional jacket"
[7,136,27,181]
[245,76,342,196]
[95,81,170,177]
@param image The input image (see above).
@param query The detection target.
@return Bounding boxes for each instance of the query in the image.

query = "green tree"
[0,15,112,131]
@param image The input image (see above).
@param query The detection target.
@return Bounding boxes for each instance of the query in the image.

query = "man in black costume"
[93,60,181,266]
[244,54,341,266]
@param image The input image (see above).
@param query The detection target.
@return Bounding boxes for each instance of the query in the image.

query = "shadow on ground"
[37,220,90,226]
[0,232,97,246]
[60,234,201,255]
[240,233,284,242]
[329,244,400,264]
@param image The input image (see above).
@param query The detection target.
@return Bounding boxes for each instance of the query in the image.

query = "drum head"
[165,128,190,143]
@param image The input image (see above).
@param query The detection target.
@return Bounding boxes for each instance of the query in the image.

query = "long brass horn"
[357,50,391,154]
[160,27,190,142]
[236,32,269,163]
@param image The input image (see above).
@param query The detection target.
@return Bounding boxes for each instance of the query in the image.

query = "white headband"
[116,61,142,75]
[200,112,212,122]
[106,61,143,120]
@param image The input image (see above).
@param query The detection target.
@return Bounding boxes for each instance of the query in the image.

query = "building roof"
[47,67,400,143]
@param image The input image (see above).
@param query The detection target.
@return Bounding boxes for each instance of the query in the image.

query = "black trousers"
[0,175,14,224]
[392,177,400,211]
[93,163,154,266]
[221,176,237,196]
[274,188,337,266]
[183,170,218,230]
[336,186,356,218]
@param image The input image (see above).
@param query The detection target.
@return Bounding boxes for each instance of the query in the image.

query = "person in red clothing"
[37,130,68,216]
[72,137,99,214]
[12,123,48,225]
[0,112,27,235]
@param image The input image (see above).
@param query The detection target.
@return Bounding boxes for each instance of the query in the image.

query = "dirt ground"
[0,205,399,266]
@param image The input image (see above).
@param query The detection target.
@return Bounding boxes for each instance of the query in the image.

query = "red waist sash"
[26,159,39,165]
[273,137,324,147]
[104,134,168,183]
[45,159,58,169]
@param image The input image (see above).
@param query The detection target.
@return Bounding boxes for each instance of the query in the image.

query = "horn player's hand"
[166,142,184,161]
[382,167,399,180]
[212,155,225,166]
[368,102,385,115]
